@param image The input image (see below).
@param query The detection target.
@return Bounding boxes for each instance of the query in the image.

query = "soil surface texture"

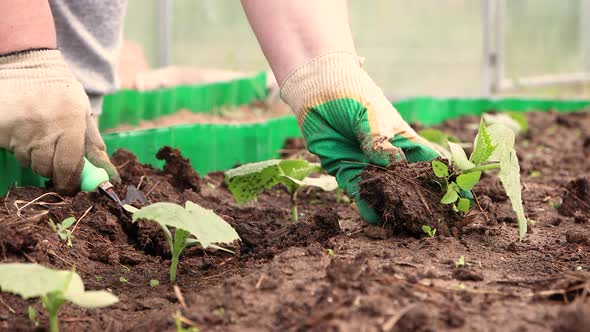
[1,110,590,332]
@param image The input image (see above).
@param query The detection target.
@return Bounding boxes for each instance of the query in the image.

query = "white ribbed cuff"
[280,52,383,124]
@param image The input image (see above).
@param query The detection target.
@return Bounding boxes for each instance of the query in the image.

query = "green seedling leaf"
[457,198,471,212]
[529,170,542,178]
[448,142,475,170]
[483,113,522,135]
[119,277,129,284]
[123,204,139,214]
[470,120,496,165]
[0,264,118,332]
[284,175,338,191]
[132,201,240,282]
[150,279,160,287]
[28,305,39,327]
[419,128,460,145]
[421,225,436,237]
[507,112,529,133]
[431,160,449,178]
[225,159,331,222]
[61,217,76,229]
[95,275,103,282]
[456,171,481,191]
[225,159,317,204]
[132,202,239,249]
[455,256,465,268]
[441,183,460,204]
[326,249,335,256]
[487,124,528,239]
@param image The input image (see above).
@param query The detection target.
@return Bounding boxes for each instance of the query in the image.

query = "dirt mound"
[156,146,201,192]
[559,177,590,218]
[359,160,460,236]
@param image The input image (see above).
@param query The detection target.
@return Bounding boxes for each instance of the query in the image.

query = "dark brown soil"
[359,160,460,236]
[1,110,590,332]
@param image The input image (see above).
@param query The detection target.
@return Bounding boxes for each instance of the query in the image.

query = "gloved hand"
[0,49,119,193]
[281,52,439,224]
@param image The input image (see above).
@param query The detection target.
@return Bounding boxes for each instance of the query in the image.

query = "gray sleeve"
[50,0,127,114]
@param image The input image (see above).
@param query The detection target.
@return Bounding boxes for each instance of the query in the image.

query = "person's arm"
[241,0,356,85]
[0,0,57,53]
[242,0,439,224]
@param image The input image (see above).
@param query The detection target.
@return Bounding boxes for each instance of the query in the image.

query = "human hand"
[0,50,119,193]
[281,53,438,224]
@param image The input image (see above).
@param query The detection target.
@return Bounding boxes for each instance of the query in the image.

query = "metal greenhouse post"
[157,0,173,67]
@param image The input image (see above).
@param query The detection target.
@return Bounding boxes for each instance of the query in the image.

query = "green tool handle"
[80,157,110,192]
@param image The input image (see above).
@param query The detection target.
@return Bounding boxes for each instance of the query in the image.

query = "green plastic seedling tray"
[1,70,590,195]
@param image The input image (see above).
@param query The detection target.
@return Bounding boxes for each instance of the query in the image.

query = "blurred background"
[122,0,590,99]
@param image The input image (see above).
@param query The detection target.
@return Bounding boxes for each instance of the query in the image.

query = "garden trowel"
[81,158,147,206]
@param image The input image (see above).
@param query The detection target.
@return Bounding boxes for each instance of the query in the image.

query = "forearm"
[241,0,356,85]
[0,0,57,54]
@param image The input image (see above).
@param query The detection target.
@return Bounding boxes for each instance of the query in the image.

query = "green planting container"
[1,70,590,195]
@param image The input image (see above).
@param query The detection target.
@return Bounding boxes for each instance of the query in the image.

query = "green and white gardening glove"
[281,52,439,224]
[0,49,120,193]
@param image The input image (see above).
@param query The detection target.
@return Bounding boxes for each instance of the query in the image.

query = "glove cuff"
[0,49,74,82]
[280,52,384,125]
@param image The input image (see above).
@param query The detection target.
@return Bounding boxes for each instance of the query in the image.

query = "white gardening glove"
[0,49,119,193]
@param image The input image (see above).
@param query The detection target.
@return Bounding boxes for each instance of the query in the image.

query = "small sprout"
[457,198,471,213]
[212,307,225,317]
[120,265,131,273]
[326,249,335,256]
[174,310,200,332]
[95,275,104,282]
[48,217,76,247]
[0,264,118,332]
[529,170,542,178]
[119,277,129,284]
[455,256,466,268]
[132,201,240,282]
[28,305,39,327]
[150,279,160,287]
[548,202,561,209]
[335,189,351,204]
[421,225,436,238]
[225,159,338,222]
[207,182,216,189]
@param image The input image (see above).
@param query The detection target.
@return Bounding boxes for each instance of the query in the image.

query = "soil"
[104,100,291,133]
[1,110,590,332]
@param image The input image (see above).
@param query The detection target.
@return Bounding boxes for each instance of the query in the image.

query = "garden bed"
[1,110,589,331]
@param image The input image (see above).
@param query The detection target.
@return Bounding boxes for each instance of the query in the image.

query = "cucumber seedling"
[0,264,118,332]
[421,225,437,238]
[224,159,338,222]
[48,217,76,247]
[432,120,528,239]
[127,201,240,282]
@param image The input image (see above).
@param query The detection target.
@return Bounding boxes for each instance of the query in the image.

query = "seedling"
[174,310,200,332]
[128,201,240,282]
[326,249,335,256]
[483,112,529,134]
[421,225,437,238]
[28,305,39,327]
[95,275,104,282]
[0,263,118,332]
[119,277,129,284]
[455,256,466,268]
[224,159,338,222]
[150,279,160,287]
[431,120,528,239]
[48,217,76,247]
